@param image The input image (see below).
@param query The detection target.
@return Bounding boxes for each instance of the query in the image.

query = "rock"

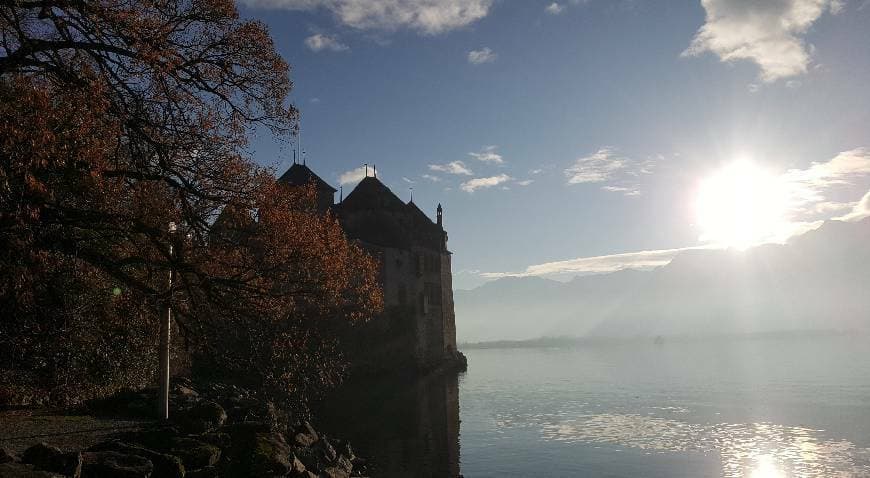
[184,466,220,478]
[289,454,307,475]
[199,432,231,451]
[300,422,319,442]
[168,438,221,470]
[122,426,179,452]
[21,443,82,477]
[225,398,278,430]
[320,466,349,478]
[175,400,226,434]
[0,462,62,477]
[294,432,316,448]
[1,447,19,464]
[317,438,336,463]
[293,447,319,473]
[248,432,292,476]
[293,421,319,447]
[173,384,198,398]
[81,451,153,478]
[89,440,184,478]
[335,455,353,474]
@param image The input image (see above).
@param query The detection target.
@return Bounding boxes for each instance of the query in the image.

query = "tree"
[0,0,382,405]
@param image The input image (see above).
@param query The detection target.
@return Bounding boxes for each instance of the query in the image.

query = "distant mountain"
[455,218,870,342]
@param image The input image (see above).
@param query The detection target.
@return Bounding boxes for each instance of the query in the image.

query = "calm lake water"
[319,334,870,477]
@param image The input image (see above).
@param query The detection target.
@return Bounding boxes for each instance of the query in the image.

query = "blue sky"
[238,0,870,289]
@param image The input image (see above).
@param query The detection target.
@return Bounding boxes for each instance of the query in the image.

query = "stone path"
[0,408,149,454]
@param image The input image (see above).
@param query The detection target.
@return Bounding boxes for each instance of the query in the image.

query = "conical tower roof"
[278,163,336,193]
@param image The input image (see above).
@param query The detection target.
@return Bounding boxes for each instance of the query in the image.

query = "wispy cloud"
[241,0,493,34]
[565,147,627,184]
[338,165,368,185]
[402,176,415,183]
[304,33,349,52]
[545,2,564,14]
[468,47,497,64]
[602,185,640,196]
[468,145,504,164]
[429,161,473,176]
[461,174,512,192]
[422,174,442,182]
[781,148,870,213]
[517,179,534,186]
[834,190,870,222]
[683,0,842,82]
[482,247,706,279]
[564,147,653,196]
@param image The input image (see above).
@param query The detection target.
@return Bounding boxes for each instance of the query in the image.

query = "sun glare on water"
[695,159,789,249]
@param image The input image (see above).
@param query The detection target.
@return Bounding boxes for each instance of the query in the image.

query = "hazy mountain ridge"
[455,218,870,342]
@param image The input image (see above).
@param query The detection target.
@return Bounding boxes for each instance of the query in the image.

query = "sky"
[237,0,870,290]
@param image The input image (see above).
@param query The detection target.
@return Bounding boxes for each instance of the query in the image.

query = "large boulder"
[167,438,221,470]
[175,400,227,434]
[121,426,180,452]
[293,421,319,447]
[89,440,184,478]
[21,443,82,477]
[248,432,292,477]
[224,398,278,430]
[81,451,153,478]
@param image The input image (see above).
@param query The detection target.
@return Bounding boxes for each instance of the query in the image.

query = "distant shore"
[459,328,867,350]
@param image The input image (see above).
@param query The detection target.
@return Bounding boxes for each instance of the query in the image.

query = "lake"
[318,334,870,477]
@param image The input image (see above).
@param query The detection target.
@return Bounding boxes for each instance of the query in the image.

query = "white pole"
[158,222,176,420]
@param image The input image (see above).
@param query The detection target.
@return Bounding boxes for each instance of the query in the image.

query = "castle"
[278,163,465,372]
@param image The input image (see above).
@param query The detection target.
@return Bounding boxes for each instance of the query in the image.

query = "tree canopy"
[0,0,382,405]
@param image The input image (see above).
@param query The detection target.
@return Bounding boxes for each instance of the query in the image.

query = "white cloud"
[565,148,655,195]
[683,0,841,82]
[304,33,349,51]
[517,179,534,186]
[429,161,473,175]
[468,145,504,164]
[338,165,369,185]
[402,176,415,183]
[530,168,543,175]
[461,174,512,192]
[468,47,497,64]
[781,148,870,208]
[421,174,442,182]
[834,190,870,222]
[602,185,641,197]
[545,2,564,14]
[565,147,628,184]
[241,0,492,34]
[482,246,707,279]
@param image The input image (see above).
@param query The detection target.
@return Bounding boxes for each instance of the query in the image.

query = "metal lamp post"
[158,221,177,420]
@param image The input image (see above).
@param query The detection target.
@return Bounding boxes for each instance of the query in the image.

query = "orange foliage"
[0,1,382,405]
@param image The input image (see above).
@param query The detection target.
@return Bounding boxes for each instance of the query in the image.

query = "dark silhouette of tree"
[0,0,382,405]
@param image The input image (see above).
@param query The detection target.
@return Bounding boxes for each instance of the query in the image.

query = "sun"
[695,159,788,249]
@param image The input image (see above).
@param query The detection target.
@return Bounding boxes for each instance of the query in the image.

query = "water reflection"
[315,372,461,478]
[496,409,870,477]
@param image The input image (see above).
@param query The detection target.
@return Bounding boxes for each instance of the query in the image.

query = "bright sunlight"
[695,159,789,249]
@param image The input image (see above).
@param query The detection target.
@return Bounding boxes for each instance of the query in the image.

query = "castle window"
[420,291,429,315]
[415,254,424,277]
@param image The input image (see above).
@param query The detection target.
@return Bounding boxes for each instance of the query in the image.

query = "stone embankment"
[0,380,367,478]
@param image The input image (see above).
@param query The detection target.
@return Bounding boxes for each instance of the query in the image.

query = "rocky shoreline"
[0,379,367,477]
